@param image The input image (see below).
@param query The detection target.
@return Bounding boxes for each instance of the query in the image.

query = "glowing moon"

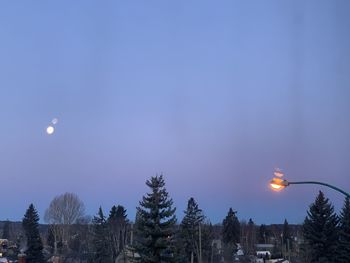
[46,126,55,135]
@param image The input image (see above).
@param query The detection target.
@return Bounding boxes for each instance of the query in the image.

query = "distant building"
[255,243,274,253]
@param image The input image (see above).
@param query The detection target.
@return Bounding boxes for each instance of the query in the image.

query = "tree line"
[2,175,350,263]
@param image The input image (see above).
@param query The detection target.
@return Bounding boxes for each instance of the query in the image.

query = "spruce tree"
[222,208,240,262]
[22,204,45,263]
[134,175,177,263]
[200,221,214,263]
[246,218,256,255]
[92,207,112,263]
[180,197,204,263]
[337,197,350,263]
[303,191,339,263]
[131,210,144,262]
[108,205,128,261]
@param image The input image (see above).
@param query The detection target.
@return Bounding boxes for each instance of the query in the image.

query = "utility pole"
[130,223,133,245]
[199,223,202,263]
[281,233,284,259]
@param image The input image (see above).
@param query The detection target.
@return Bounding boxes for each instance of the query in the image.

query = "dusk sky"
[1,0,350,225]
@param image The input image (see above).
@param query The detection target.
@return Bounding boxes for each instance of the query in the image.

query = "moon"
[46,126,55,135]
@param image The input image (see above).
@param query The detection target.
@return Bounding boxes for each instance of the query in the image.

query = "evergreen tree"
[130,210,144,262]
[108,205,128,261]
[246,218,256,255]
[199,220,214,263]
[337,197,350,263]
[92,207,112,263]
[22,204,45,263]
[2,220,10,239]
[303,191,339,263]
[222,208,240,262]
[180,197,204,263]
[134,175,177,263]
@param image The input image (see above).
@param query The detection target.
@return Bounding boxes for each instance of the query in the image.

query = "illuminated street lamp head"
[270,177,289,191]
[46,125,55,135]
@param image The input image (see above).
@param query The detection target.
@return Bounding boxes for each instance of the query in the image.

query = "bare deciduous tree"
[44,192,85,255]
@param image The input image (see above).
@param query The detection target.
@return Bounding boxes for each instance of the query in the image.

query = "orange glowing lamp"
[268,170,350,197]
[270,177,289,191]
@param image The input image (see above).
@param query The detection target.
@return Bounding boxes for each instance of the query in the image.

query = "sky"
[1,0,350,225]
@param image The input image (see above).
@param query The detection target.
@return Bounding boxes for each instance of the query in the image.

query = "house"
[255,243,274,253]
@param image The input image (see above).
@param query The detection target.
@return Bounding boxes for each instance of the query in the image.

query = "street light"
[269,177,350,198]
[270,177,288,190]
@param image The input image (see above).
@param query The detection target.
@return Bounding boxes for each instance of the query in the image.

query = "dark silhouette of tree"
[303,191,339,263]
[22,204,45,263]
[282,219,292,258]
[246,218,256,255]
[92,207,112,263]
[258,224,269,244]
[337,197,350,263]
[222,208,240,262]
[130,210,143,262]
[68,216,92,261]
[200,220,214,263]
[46,226,58,254]
[180,197,204,263]
[134,175,177,263]
[108,205,128,262]
[2,220,10,239]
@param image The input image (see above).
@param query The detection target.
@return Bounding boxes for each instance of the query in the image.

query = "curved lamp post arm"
[288,181,350,198]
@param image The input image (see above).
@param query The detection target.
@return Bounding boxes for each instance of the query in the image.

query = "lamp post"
[270,177,350,198]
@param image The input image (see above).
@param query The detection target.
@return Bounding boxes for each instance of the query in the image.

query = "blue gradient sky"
[1,0,350,224]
